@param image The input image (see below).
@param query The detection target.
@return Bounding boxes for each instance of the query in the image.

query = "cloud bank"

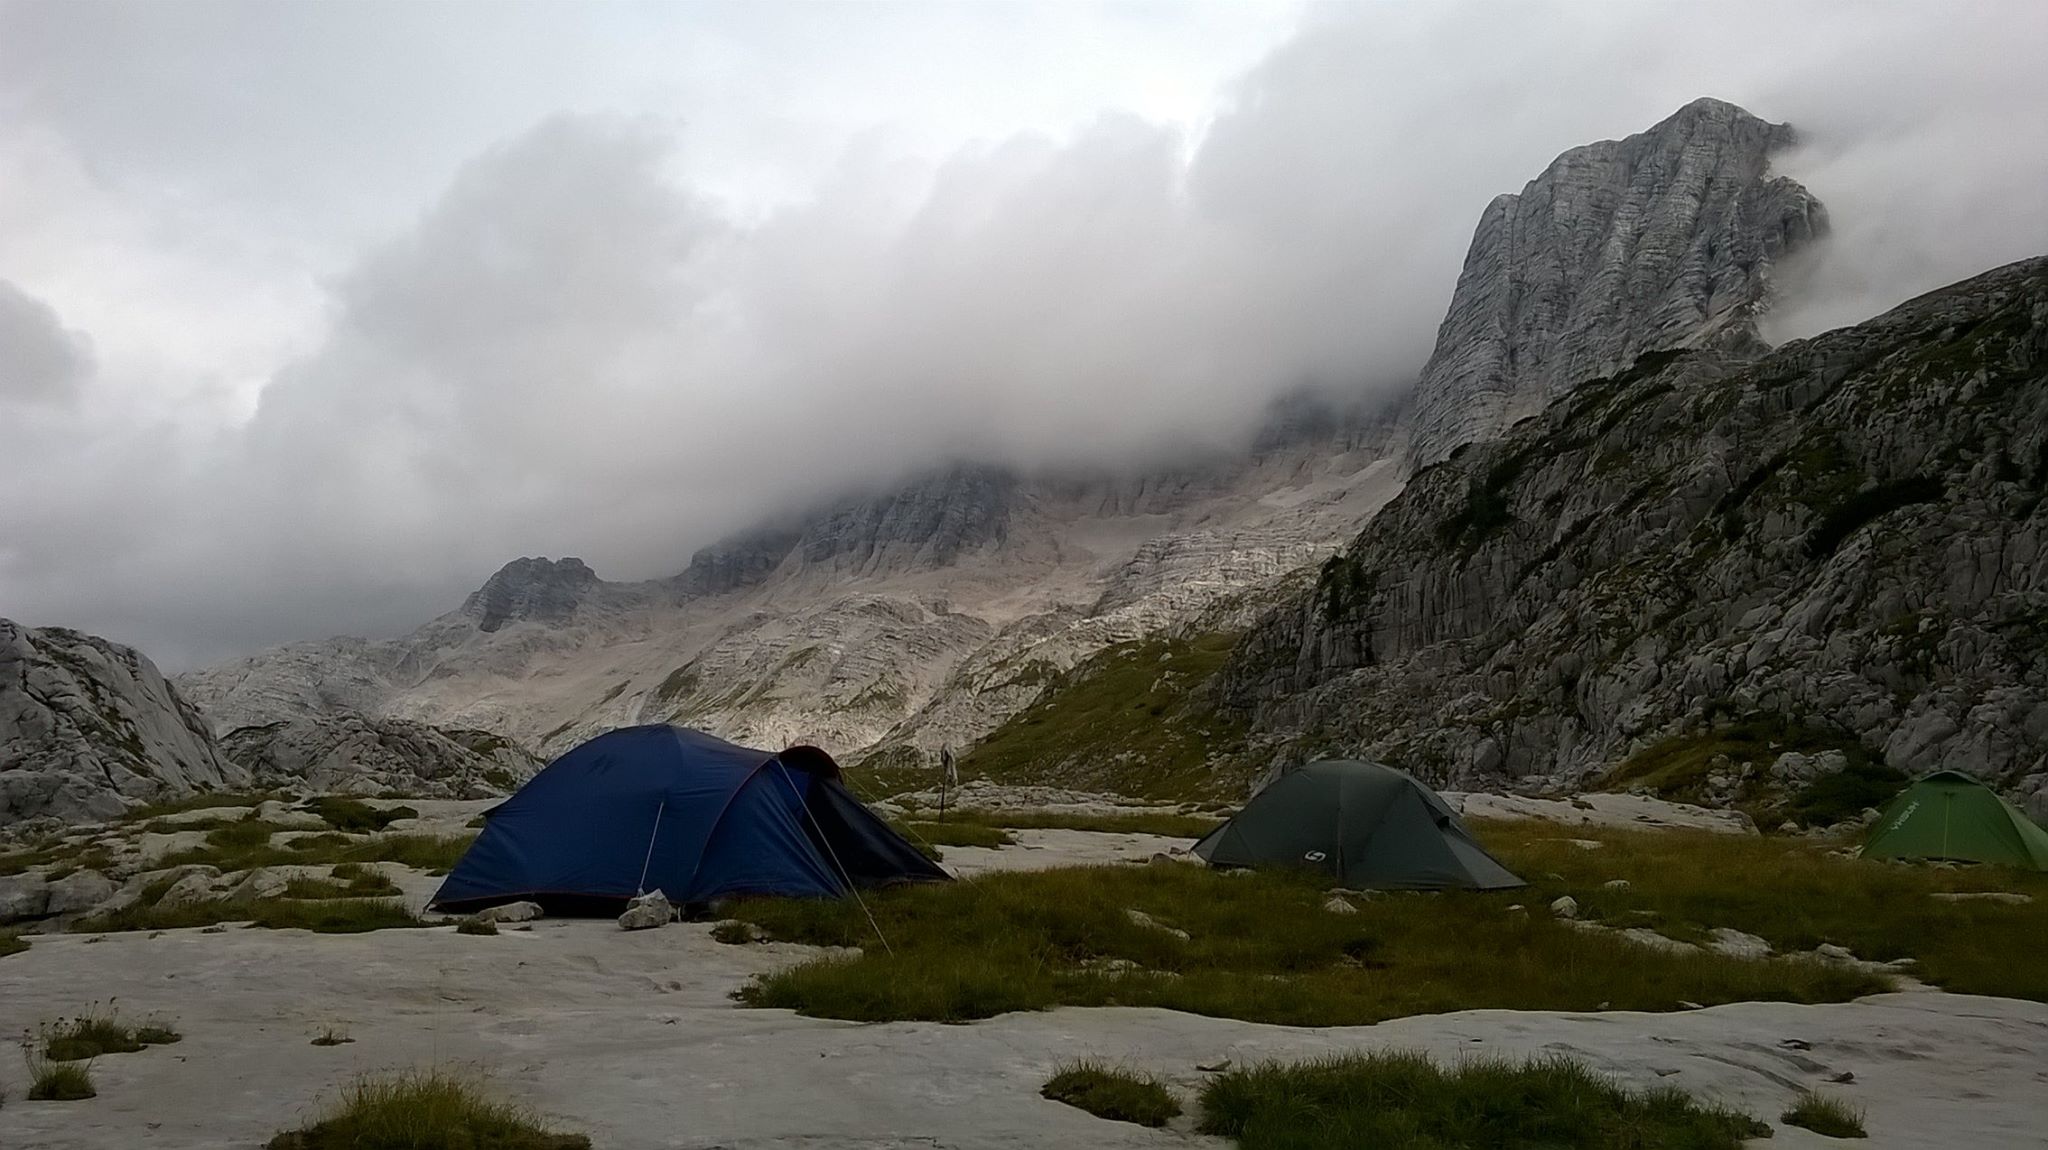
[3,1,2046,666]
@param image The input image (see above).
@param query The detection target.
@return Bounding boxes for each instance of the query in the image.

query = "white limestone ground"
[3,817,2043,1149]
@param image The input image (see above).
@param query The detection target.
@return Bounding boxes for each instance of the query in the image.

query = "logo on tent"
[1303,850,1327,861]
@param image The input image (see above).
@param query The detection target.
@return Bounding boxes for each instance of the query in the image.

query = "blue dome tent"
[430,725,948,914]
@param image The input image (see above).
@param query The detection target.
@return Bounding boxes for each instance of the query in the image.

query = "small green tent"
[1194,760,1523,890]
[1860,770,2048,871]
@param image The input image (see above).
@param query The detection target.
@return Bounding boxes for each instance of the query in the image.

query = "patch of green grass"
[727,862,1879,1025]
[160,830,475,876]
[944,808,1224,839]
[1602,713,1880,817]
[267,1068,590,1150]
[301,797,419,833]
[0,838,113,878]
[77,896,423,935]
[1042,1061,1181,1128]
[1782,1090,1867,1138]
[282,867,404,900]
[456,917,499,936]
[1198,1050,1769,1150]
[26,1060,95,1101]
[896,821,1015,849]
[958,633,1252,799]
[123,790,290,822]
[0,931,26,959]
[1480,820,2048,1002]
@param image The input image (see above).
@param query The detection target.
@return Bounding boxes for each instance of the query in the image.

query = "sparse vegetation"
[1479,820,2048,1002]
[1041,1061,1181,1127]
[123,790,290,822]
[159,828,476,876]
[311,1025,354,1047]
[1198,1051,1770,1150]
[727,861,1879,1025]
[943,808,1224,839]
[0,931,27,958]
[283,863,404,900]
[41,1005,180,1061]
[457,916,499,936]
[77,896,422,935]
[1601,713,1899,823]
[958,634,1252,798]
[1782,1090,1868,1138]
[26,1059,95,1101]
[266,1068,591,1150]
[301,796,419,833]
[894,820,1015,849]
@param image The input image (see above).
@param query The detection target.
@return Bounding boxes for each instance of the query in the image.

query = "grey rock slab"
[0,925,2042,1149]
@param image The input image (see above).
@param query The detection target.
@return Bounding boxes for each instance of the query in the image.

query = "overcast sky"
[3,1,2046,668]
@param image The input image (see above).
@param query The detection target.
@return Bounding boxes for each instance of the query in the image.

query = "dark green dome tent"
[1194,760,1523,890]
[1860,770,2048,871]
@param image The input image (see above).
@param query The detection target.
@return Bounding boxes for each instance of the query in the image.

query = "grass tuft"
[1782,1090,1868,1138]
[266,1068,590,1149]
[1042,1061,1181,1127]
[301,797,419,833]
[0,931,27,959]
[1198,1050,1770,1149]
[26,1060,95,1102]
[311,1025,354,1047]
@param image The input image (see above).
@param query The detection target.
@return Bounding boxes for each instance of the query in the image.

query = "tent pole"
[772,762,895,956]
[635,800,666,897]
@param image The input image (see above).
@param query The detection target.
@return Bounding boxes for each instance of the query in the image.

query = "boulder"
[0,872,51,922]
[1550,896,1579,920]
[1930,892,2031,905]
[618,890,674,931]
[43,869,118,916]
[1322,896,1358,915]
[156,869,224,908]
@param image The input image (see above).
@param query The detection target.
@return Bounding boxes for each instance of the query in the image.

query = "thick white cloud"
[0,279,91,402]
[2,1,2046,667]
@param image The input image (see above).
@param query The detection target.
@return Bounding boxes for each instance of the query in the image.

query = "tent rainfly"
[1860,769,2048,871]
[430,724,949,914]
[1194,760,1524,890]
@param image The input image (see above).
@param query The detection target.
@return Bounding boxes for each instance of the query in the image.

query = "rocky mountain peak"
[461,556,601,633]
[794,463,1020,575]
[1408,96,1826,466]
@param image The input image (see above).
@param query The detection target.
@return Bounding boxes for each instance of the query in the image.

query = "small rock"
[1827,1071,1855,1084]
[1505,904,1525,912]
[1777,820,1801,835]
[1322,896,1358,915]
[1125,908,1191,941]
[1814,943,1857,964]
[1196,1058,1232,1073]
[1654,1067,1681,1077]
[1780,1039,1812,1051]
[618,890,674,931]
[1601,879,1631,892]
[477,900,545,924]
[1930,891,2031,905]
[1678,1000,1705,1010]
[1706,927,1772,960]
[1550,896,1579,920]
[1618,927,1699,955]
[1568,840,1604,851]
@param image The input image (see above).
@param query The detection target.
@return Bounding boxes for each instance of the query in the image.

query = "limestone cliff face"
[219,714,542,799]
[1223,257,2048,814]
[462,557,601,632]
[0,619,246,825]
[1408,98,1825,467]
